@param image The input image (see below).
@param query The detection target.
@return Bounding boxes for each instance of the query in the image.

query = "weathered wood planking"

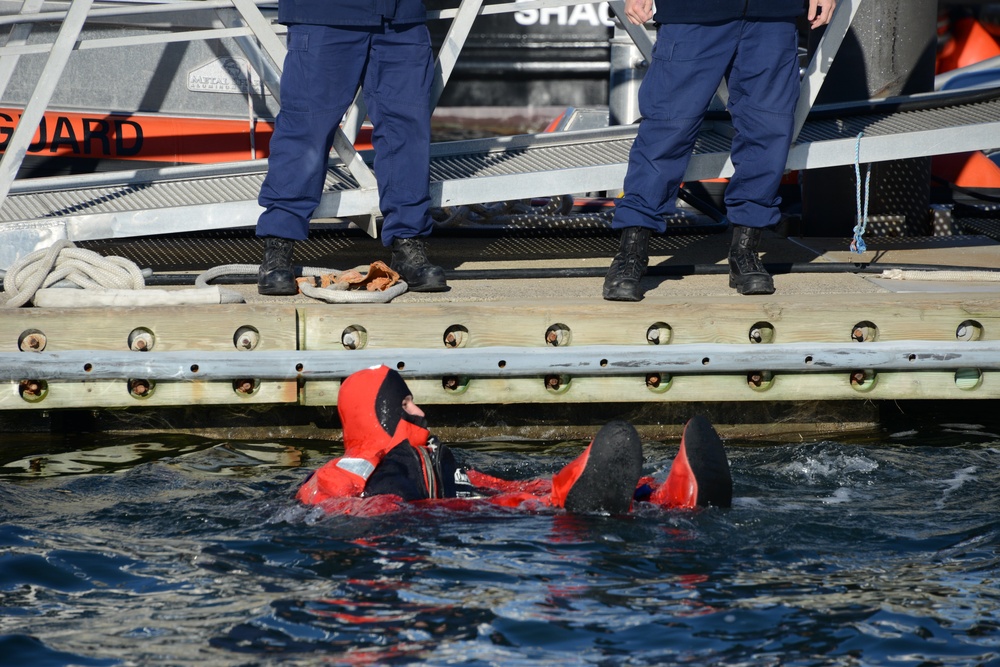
[1,291,997,410]
[299,293,998,350]
[0,304,299,352]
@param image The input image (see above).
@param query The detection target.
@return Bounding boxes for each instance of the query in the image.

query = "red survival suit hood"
[297,365,430,505]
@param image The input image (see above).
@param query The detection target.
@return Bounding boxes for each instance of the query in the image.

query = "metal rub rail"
[3,341,1000,382]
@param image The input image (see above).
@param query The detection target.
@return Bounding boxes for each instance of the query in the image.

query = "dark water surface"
[1,420,999,666]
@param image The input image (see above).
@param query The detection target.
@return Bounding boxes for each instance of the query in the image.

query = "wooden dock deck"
[2,222,999,440]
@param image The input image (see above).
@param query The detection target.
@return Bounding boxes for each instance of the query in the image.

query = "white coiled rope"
[3,240,147,308]
[2,240,247,307]
[2,243,406,307]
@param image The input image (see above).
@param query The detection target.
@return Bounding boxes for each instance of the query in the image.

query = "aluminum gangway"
[0,0,998,270]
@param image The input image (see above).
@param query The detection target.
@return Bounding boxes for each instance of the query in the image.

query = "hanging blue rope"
[851,131,871,253]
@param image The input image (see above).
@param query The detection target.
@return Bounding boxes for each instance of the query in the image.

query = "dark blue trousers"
[257,22,434,246]
[613,18,800,232]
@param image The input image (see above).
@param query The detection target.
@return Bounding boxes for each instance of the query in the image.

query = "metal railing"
[0,0,860,216]
[2,339,998,382]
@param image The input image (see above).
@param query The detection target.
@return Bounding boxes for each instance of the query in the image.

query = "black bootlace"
[396,239,430,266]
[617,252,646,280]
[262,238,294,270]
[613,230,649,279]
[732,250,766,276]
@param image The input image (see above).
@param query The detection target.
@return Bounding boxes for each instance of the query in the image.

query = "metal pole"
[607,22,645,126]
[0,0,93,207]
[792,0,861,141]
[431,0,485,109]
[0,0,275,25]
[223,0,287,102]
[0,0,45,98]
[800,0,939,237]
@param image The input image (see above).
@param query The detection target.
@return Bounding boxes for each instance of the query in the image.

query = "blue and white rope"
[851,131,871,253]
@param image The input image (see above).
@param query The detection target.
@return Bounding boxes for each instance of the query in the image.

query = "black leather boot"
[390,237,447,292]
[602,227,651,302]
[728,225,775,295]
[257,236,298,296]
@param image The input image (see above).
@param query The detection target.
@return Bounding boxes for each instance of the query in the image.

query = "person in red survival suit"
[296,365,732,515]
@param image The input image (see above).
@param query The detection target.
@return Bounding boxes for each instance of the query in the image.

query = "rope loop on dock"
[3,240,146,308]
[196,264,408,303]
[1,244,407,307]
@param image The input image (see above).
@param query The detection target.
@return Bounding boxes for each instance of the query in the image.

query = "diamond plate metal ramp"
[1,91,999,270]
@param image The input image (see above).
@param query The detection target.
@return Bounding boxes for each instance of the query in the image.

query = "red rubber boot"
[652,416,732,509]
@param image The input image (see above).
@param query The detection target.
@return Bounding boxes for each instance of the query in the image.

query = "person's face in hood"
[339,366,431,458]
[402,396,425,421]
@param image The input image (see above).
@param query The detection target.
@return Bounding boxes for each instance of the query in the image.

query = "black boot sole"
[729,273,775,296]
[257,271,299,296]
[404,277,448,293]
[257,284,299,296]
[564,420,643,515]
[602,283,642,302]
[680,416,733,508]
[390,256,448,293]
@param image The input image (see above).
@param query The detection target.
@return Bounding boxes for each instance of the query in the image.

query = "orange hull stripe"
[0,108,374,164]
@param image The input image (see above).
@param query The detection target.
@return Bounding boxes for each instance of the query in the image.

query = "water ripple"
[0,429,998,665]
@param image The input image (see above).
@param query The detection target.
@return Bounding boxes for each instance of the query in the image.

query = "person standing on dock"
[255,0,447,296]
[603,0,836,301]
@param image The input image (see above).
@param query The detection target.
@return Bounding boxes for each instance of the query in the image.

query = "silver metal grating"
[0,95,997,235]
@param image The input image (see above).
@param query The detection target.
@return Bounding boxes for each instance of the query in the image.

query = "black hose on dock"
[142,262,1000,287]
